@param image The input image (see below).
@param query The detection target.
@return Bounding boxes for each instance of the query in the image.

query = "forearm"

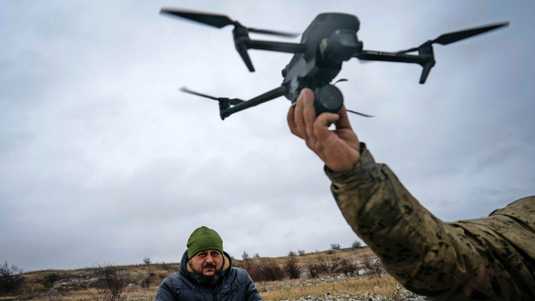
[325,143,471,295]
[325,144,535,300]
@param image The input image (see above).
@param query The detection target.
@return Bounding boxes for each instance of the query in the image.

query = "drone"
[160,8,508,120]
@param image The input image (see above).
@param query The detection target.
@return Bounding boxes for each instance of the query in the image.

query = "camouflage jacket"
[325,143,535,301]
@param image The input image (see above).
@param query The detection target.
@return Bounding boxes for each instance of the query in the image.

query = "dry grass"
[258,275,399,301]
[24,274,398,301]
[23,287,157,301]
[6,247,391,301]
[248,247,374,267]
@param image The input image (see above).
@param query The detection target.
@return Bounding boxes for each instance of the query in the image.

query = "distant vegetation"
[0,261,24,294]
[1,245,386,300]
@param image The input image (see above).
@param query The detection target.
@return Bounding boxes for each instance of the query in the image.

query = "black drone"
[160,8,508,120]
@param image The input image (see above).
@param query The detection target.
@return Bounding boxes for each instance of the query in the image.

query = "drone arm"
[244,39,307,54]
[220,86,287,120]
[355,50,429,65]
[355,50,436,84]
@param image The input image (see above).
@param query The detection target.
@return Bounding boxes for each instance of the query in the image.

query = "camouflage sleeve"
[325,143,535,300]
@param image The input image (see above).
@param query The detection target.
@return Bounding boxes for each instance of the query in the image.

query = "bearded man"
[155,226,261,301]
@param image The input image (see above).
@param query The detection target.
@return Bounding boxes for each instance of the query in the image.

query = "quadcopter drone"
[160,8,508,120]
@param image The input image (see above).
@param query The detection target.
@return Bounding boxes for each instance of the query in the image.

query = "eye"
[210,251,221,257]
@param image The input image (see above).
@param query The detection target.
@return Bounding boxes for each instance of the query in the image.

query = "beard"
[190,263,223,286]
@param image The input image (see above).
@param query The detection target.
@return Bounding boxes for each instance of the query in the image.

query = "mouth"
[202,264,216,272]
[202,269,216,277]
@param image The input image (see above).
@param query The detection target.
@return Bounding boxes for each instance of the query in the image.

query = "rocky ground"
[288,291,428,301]
[257,274,428,301]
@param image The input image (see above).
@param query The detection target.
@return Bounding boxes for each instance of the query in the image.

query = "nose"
[205,255,215,263]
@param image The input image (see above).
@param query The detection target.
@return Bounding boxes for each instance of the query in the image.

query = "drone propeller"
[161,8,299,72]
[347,109,374,118]
[180,87,243,105]
[160,8,299,38]
[397,22,509,54]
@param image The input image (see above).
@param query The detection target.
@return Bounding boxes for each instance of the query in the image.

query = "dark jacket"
[155,251,261,301]
[325,143,535,301]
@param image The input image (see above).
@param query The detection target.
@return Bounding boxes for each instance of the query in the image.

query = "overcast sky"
[1,1,534,272]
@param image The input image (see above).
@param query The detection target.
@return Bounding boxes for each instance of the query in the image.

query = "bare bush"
[331,258,357,275]
[243,259,285,282]
[298,250,306,256]
[0,261,24,295]
[42,272,62,290]
[96,265,128,301]
[140,272,157,289]
[351,240,363,249]
[308,257,330,278]
[308,256,359,278]
[142,257,151,265]
[330,243,341,250]
[284,256,301,279]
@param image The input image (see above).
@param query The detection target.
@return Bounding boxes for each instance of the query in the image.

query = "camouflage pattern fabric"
[325,143,535,301]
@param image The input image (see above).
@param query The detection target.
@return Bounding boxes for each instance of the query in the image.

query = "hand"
[287,88,360,172]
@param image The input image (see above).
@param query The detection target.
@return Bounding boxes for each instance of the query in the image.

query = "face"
[189,250,223,277]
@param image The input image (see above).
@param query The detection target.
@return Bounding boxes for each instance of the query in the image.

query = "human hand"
[287,88,360,172]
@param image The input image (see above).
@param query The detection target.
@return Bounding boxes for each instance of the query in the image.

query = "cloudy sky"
[1,1,534,272]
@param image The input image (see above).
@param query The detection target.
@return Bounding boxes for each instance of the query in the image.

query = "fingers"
[301,89,316,143]
[288,88,354,152]
[294,88,314,140]
[335,106,353,130]
[313,112,340,143]
[288,88,315,140]
[294,94,306,139]
[287,104,300,138]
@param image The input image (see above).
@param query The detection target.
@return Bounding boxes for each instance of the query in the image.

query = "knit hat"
[187,226,224,258]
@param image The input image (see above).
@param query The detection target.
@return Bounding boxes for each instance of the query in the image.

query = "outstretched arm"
[287,88,535,300]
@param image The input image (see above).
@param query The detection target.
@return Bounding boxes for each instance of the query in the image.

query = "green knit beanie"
[187,226,224,258]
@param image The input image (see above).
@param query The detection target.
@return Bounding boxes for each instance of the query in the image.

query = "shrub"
[140,272,158,289]
[331,258,357,275]
[43,272,62,289]
[330,243,341,250]
[298,250,306,256]
[288,251,297,257]
[0,261,24,294]
[308,257,330,278]
[284,256,301,279]
[351,240,363,249]
[96,265,128,301]
[244,259,285,282]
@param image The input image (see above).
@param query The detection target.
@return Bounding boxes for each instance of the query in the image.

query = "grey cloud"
[1,1,534,271]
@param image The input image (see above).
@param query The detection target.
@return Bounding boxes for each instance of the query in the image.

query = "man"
[155,226,261,301]
[287,88,535,301]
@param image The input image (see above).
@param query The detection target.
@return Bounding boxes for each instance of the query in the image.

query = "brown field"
[5,275,400,301]
[1,247,411,301]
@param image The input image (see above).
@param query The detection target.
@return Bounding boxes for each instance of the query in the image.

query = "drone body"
[282,13,361,111]
[161,8,508,120]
